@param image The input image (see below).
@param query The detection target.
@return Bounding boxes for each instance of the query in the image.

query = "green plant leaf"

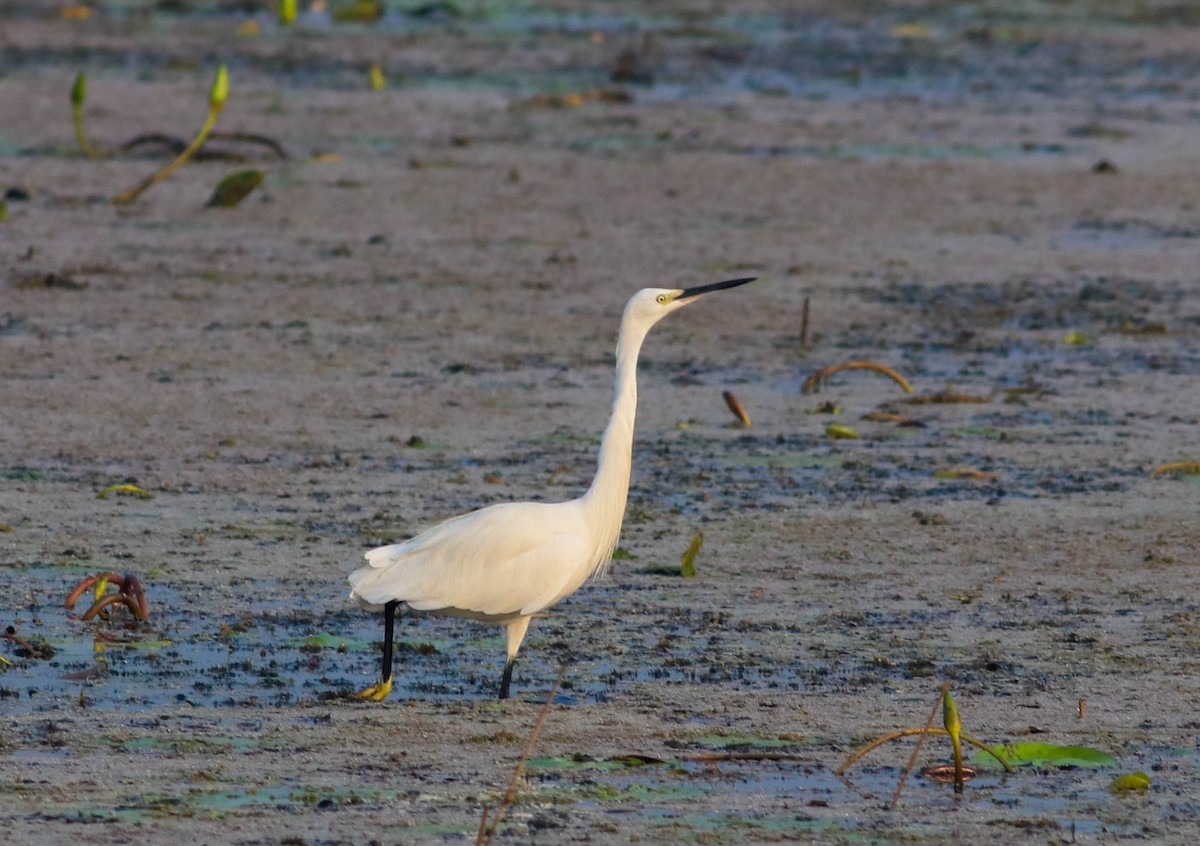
[1109,771,1151,792]
[972,742,1116,769]
[293,631,373,650]
[206,169,265,208]
[825,423,861,440]
[210,64,229,111]
[71,71,87,106]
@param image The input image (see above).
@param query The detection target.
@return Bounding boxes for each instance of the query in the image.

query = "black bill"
[678,276,757,301]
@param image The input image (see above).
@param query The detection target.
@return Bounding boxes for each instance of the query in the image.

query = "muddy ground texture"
[2,1,1200,843]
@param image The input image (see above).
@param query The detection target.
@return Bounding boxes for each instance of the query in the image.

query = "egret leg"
[499,658,516,700]
[353,600,399,701]
[498,616,533,700]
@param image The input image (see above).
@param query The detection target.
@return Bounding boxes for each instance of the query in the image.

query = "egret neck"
[581,299,656,570]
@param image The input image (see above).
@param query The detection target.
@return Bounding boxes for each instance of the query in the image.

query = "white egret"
[348,276,757,700]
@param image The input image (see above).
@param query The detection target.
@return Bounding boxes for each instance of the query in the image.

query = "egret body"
[348,277,756,700]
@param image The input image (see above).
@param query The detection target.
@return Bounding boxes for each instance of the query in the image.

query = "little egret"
[348,276,757,700]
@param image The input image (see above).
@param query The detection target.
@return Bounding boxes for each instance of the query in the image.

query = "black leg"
[499,657,515,700]
[381,600,399,684]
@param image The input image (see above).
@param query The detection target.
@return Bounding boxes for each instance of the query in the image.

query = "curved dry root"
[66,572,149,622]
[802,360,914,395]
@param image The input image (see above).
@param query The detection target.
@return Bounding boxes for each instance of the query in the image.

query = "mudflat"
[2,2,1199,842]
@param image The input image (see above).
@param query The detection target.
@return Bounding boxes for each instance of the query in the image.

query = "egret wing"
[348,501,594,617]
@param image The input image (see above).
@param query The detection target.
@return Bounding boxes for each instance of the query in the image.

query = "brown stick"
[477,666,567,845]
[1,629,38,657]
[800,296,810,347]
[890,681,949,809]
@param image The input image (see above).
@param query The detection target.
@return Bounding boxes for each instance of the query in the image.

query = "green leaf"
[1109,771,1151,792]
[206,170,265,208]
[825,423,861,440]
[210,64,229,111]
[695,734,803,749]
[293,631,373,650]
[71,72,87,106]
[972,742,1116,769]
[942,690,961,736]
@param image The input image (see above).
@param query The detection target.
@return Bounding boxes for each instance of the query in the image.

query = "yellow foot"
[351,678,393,701]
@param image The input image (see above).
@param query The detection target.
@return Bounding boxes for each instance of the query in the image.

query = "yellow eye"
[655,294,668,304]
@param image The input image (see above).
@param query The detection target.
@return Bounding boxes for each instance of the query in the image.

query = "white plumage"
[348,278,756,700]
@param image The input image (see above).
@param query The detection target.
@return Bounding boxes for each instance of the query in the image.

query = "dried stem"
[890,681,949,809]
[1,629,38,657]
[477,665,566,845]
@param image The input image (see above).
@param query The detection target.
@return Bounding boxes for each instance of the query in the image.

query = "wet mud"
[2,1,1200,843]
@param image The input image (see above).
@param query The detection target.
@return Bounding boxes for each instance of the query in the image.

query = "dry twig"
[477,666,566,846]
[803,360,913,395]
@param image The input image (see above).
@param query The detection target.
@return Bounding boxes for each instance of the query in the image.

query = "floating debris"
[824,423,861,440]
[517,88,632,110]
[933,467,999,481]
[902,390,989,405]
[96,482,151,500]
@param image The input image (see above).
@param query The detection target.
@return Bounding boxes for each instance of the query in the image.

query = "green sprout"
[71,71,100,159]
[837,682,1012,807]
[112,64,229,205]
[679,531,703,578]
[943,689,964,793]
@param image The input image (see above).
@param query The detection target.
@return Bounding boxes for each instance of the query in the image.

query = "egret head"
[626,276,757,328]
